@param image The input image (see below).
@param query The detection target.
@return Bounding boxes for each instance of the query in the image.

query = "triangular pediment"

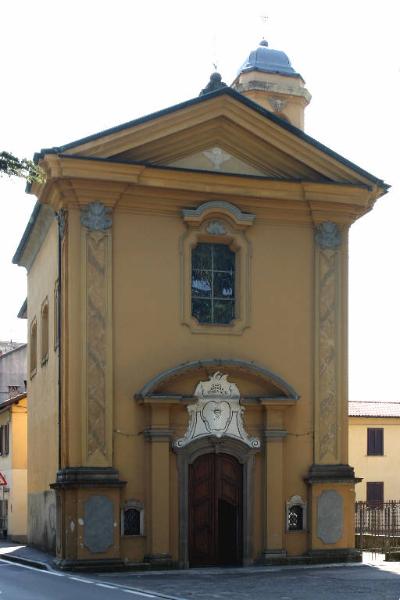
[167,146,268,176]
[41,88,387,191]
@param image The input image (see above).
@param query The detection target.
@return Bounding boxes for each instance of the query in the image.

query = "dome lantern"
[231,40,311,130]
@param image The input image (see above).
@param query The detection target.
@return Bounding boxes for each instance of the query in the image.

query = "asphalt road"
[0,559,180,599]
[1,557,400,600]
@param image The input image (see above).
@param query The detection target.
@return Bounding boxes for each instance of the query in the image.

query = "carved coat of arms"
[174,372,260,449]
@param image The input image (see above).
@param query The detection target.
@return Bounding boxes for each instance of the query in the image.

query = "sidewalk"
[0,539,55,571]
[0,539,391,575]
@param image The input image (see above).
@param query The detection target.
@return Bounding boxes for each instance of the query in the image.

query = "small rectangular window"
[0,426,3,456]
[4,424,9,456]
[367,482,384,507]
[367,428,384,455]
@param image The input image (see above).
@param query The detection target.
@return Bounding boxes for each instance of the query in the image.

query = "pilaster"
[314,221,342,465]
[80,202,113,467]
[144,405,173,565]
[262,407,287,560]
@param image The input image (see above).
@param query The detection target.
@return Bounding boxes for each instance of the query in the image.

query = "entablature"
[31,154,376,226]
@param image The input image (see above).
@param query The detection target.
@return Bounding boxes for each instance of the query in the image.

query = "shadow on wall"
[28,490,56,553]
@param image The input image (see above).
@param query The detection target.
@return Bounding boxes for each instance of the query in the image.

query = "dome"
[238,39,299,78]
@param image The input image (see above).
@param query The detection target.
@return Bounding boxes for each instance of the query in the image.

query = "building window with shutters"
[367,481,384,507]
[0,424,9,456]
[367,428,384,456]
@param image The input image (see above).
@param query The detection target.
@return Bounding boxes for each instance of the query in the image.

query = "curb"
[0,552,53,571]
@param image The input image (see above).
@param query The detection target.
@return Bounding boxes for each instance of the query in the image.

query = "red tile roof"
[349,401,400,418]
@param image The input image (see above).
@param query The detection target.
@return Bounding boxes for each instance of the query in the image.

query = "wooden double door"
[189,453,243,566]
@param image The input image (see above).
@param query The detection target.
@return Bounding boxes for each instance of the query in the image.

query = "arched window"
[30,318,37,377]
[121,500,144,536]
[191,243,235,324]
[41,299,49,365]
[286,495,307,532]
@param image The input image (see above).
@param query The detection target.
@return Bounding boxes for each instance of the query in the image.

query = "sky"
[0,0,399,401]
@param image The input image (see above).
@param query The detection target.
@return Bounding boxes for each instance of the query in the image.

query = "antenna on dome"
[211,33,219,73]
[259,13,269,45]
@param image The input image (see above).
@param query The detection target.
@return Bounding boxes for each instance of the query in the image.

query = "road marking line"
[68,576,92,584]
[96,579,188,600]
[122,591,156,598]
[96,583,117,589]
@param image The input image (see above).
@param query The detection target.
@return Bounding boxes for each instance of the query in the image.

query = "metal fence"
[355,501,400,554]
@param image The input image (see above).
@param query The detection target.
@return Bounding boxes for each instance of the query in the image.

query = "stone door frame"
[174,436,258,568]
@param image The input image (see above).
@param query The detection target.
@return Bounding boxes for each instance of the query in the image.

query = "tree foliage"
[0,151,44,183]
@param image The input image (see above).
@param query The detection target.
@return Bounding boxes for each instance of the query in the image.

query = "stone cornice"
[32,155,376,225]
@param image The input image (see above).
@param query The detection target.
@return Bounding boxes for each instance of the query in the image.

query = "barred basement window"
[286,495,307,532]
[288,504,303,531]
[121,501,144,536]
[191,243,235,324]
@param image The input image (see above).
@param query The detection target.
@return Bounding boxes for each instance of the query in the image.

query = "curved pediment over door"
[135,358,300,448]
[135,358,299,404]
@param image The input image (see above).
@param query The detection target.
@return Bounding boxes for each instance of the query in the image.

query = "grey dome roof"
[238,39,299,78]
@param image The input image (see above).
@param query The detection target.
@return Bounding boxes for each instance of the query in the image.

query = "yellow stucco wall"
[27,220,59,492]
[0,399,27,540]
[349,416,400,501]
[26,219,59,549]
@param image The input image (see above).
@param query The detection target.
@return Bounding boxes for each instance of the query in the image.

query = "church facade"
[14,41,387,568]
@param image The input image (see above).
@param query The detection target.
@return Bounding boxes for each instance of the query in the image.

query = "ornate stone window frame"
[180,201,255,335]
[121,500,145,537]
[286,495,307,532]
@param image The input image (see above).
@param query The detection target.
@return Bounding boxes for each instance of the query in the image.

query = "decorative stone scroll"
[315,221,341,463]
[206,220,227,235]
[81,202,113,466]
[80,201,112,231]
[174,372,260,449]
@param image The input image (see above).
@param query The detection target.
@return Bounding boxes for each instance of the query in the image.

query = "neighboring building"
[13,40,388,568]
[0,393,28,541]
[0,343,27,404]
[349,401,400,504]
[0,344,28,542]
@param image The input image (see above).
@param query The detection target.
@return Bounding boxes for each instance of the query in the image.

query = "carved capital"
[81,202,112,231]
[315,221,341,249]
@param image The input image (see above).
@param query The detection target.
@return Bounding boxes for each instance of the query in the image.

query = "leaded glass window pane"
[191,243,235,324]
[124,508,141,536]
[288,505,303,531]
